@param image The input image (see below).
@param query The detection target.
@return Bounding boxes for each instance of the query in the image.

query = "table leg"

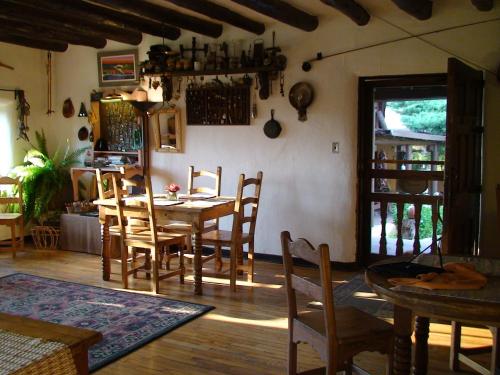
[413,316,430,375]
[101,215,111,281]
[394,305,414,375]
[193,221,203,295]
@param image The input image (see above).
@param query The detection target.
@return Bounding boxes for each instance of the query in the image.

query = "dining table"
[365,255,500,375]
[94,194,235,295]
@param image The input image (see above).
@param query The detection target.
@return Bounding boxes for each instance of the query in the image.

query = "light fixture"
[78,102,88,117]
[100,91,123,103]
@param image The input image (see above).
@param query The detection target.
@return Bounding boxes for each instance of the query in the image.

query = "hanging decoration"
[0,60,14,70]
[46,52,54,115]
[289,82,314,122]
[15,90,30,142]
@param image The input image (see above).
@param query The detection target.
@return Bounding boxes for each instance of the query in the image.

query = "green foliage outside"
[386,99,447,135]
[12,130,86,224]
[388,203,443,239]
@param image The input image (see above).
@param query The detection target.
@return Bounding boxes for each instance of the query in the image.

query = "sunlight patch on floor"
[205,313,288,329]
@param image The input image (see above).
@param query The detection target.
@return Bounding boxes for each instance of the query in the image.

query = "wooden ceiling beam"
[320,0,370,26]
[86,0,222,38]
[0,18,107,49]
[471,0,494,11]
[66,0,181,40]
[2,1,142,45]
[231,0,318,31]
[0,33,68,52]
[164,0,264,35]
[391,0,433,20]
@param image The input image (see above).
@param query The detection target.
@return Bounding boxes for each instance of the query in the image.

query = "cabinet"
[88,100,149,170]
[70,100,151,201]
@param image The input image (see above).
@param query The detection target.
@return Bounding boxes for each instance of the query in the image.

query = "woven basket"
[31,226,60,250]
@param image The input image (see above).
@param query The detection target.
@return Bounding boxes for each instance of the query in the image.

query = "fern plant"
[13,130,86,225]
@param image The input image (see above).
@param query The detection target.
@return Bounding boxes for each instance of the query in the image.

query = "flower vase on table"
[166,183,181,201]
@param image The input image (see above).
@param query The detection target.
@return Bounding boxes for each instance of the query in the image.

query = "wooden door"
[441,58,484,255]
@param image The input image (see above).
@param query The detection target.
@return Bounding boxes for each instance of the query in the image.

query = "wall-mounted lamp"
[78,102,88,117]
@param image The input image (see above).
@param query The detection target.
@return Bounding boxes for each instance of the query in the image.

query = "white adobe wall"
[4,0,499,261]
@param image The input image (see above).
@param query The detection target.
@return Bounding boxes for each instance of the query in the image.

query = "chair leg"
[120,243,129,289]
[214,244,223,272]
[386,350,394,375]
[344,358,353,375]
[229,243,237,292]
[288,336,297,375]
[132,248,138,278]
[19,219,24,251]
[186,235,193,264]
[237,243,244,276]
[247,239,255,283]
[152,247,160,294]
[179,244,185,284]
[491,326,499,375]
[450,321,462,371]
[11,224,16,258]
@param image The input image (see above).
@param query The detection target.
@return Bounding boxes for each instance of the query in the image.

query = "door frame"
[356,73,448,266]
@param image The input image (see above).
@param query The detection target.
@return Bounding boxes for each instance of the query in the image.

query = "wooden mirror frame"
[152,108,182,153]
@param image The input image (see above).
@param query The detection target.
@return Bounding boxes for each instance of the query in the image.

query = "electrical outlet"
[332,142,339,153]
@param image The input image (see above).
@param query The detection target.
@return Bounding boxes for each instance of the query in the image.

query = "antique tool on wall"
[263,109,281,139]
[46,52,54,115]
[180,37,208,65]
[289,82,314,121]
[15,90,30,141]
[0,60,14,70]
[161,76,173,102]
[257,71,269,100]
[63,98,75,118]
[251,79,258,119]
[186,80,251,125]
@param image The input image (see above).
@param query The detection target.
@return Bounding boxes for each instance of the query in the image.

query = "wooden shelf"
[93,151,140,155]
[142,65,282,78]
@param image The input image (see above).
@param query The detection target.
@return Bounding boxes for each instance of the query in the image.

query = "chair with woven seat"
[162,166,222,269]
[449,184,500,374]
[281,231,394,375]
[111,173,186,294]
[0,176,24,258]
[201,171,263,291]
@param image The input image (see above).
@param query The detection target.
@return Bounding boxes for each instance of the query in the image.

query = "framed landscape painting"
[97,49,139,87]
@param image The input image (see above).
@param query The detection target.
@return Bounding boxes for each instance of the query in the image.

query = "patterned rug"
[0,273,214,372]
[334,274,393,319]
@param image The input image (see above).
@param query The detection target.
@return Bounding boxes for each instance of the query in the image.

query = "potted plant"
[13,130,86,248]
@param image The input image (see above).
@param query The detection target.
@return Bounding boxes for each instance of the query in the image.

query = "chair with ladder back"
[201,171,263,291]
[449,183,500,375]
[111,173,186,294]
[161,166,222,269]
[281,231,394,374]
[0,176,24,257]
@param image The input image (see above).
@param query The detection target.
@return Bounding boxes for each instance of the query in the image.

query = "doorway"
[357,59,484,265]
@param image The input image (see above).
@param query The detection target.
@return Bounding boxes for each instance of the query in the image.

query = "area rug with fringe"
[0,273,214,372]
[334,274,393,319]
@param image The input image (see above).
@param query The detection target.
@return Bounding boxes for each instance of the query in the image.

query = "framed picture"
[97,49,139,87]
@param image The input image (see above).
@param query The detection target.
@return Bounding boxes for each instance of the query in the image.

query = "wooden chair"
[111,173,186,294]
[449,184,500,374]
[0,176,24,257]
[201,171,263,291]
[281,231,394,375]
[162,166,222,269]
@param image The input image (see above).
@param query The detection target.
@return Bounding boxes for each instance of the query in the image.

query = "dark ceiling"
[0,0,494,52]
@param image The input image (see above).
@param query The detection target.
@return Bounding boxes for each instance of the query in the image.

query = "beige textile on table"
[0,329,77,375]
[389,262,487,290]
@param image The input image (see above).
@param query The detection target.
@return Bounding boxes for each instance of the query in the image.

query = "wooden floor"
[0,247,493,374]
